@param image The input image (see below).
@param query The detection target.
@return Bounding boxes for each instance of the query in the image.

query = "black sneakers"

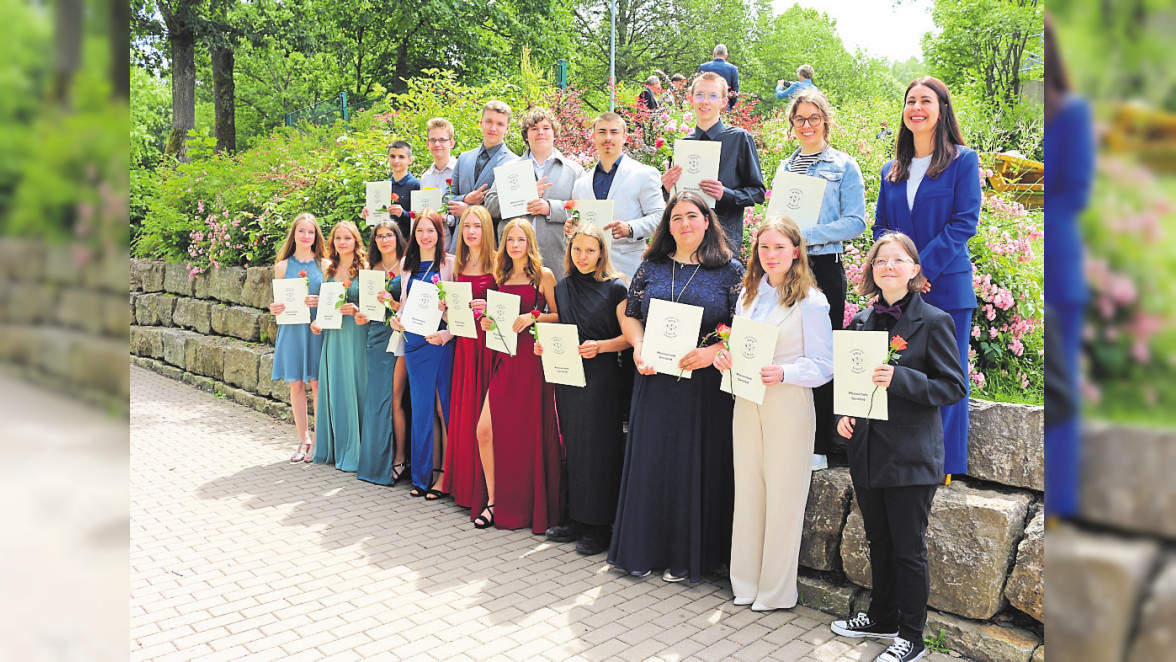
[545,521,584,543]
[830,613,900,639]
[875,637,926,662]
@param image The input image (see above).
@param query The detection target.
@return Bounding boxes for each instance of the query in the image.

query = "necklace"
[670,259,702,303]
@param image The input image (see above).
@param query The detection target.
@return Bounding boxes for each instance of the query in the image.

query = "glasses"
[872,257,915,269]
[375,233,398,241]
[692,93,722,103]
[426,137,452,144]
[791,115,824,127]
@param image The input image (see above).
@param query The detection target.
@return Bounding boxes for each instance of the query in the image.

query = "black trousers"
[808,252,845,454]
[856,483,937,643]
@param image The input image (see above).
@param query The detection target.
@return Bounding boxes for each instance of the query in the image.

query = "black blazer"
[840,293,967,488]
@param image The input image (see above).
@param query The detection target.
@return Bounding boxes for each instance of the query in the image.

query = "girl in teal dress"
[311,221,371,472]
[357,221,409,485]
[267,212,329,463]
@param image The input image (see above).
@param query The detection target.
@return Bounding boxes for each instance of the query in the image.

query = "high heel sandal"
[474,505,495,529]
[425,468,449,500]
[390,462,408,485]
[290,442,311,463]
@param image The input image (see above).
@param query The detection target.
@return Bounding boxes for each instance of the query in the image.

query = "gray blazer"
[485,148,584,273]
[570,155,665,280]
[449,142,518,251]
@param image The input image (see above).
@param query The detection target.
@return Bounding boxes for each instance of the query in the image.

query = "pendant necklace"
[670,258,702,303]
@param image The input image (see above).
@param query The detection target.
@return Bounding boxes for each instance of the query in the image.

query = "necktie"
[474,149,491,182]
[872,301,903,320]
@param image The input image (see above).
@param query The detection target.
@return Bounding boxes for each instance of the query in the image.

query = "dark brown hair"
[887,76,966,183]
[855,232,926,299]
[402,210,448,276]
[1044,15,1071,123]
[367,220,405,270]
[643,192,732,268]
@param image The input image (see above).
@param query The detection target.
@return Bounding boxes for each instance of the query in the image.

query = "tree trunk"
[163,3,197,161]
[393,38,410,95]
[53,0,83,108]
[110,0,130,100]
[211,45,236,153]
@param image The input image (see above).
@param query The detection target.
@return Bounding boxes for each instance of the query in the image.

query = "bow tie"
[873,301,903,320]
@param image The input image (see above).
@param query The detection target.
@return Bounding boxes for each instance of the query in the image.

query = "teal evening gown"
[313,277,369,471]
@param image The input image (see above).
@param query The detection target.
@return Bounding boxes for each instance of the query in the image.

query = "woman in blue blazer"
[872,76,980,480]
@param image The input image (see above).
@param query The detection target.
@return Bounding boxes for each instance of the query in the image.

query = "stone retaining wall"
[128,259,1046,661]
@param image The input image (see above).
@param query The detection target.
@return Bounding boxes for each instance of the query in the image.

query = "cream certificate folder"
[443,280,477,339]
[411,188,443,215]
[765,169,827,228]
[385,329,405,354]
[493,161,539,219]
[484,289,521,355]
[833,330,889,420]
[719,315,779,405]
[672,140,721,208]
[358,270,386,323]
[272,278,309,325]
[644,298,704,379]
[572,199,614,249]
[365,181,392,226]
[400,280,443,336]
[537,323,585,387]
[315,281,346,330]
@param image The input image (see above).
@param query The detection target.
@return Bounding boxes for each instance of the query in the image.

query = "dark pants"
[809,253,845,455]
[856,483,937,643]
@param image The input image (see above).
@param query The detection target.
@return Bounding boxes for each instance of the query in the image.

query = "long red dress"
[487,283,563,533]
[443,273,496,511]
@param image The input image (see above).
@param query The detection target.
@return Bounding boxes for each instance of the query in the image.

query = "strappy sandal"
[425,469,449,500]
[474,505,495,529]
[303,446,314,463]
[290,442,311,463]
[390,462,408,485]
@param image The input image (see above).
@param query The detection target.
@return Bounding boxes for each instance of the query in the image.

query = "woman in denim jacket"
[779,89,867,469]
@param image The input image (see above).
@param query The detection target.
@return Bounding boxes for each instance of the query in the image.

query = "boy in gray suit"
[447,100,518,248]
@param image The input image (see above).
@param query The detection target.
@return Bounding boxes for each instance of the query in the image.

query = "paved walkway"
[130,366,943,661]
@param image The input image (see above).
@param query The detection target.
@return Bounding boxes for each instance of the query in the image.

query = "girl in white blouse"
[714,215,833,611]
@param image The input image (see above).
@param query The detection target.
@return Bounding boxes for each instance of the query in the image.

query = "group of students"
[266,71,981,662]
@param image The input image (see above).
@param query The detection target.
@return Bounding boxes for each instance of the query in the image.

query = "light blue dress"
[358,275,403,485]
[313,277,369,472]
[271,256,324,382]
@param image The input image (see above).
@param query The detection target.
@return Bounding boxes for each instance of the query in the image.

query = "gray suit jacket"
[485,148,584,273]
[570,155,665,280]
[449,142,518,250]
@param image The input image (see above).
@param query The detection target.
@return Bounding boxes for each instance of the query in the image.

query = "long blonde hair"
[742,216,816,308]
[455,206,497,274]
[494,218,544,287]
[565,223,625,283]
[325,221,367,280]
[275,213,325,263]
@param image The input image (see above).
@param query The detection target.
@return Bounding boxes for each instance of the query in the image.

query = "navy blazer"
[874,146,981,312]
[840,293,967,488]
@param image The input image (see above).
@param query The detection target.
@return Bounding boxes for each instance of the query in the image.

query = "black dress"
[607,257,745,582]
[553,271,632,526]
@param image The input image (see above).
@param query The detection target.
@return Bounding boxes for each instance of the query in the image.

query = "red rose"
[299,270,307,278]
[531,310,541,319]
[563,200,575,210]
[445,178,453,186]
[891,335,908,352]
[343,279,352,288]
[409,211,416,219]
[390,193,400,203]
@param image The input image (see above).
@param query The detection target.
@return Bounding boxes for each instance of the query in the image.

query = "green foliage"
[924,629,952,654]
[132,66,172,167]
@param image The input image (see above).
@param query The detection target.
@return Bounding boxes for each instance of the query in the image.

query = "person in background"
[776,64,817,100]
[876,121,893,141]
[638,75,660,109]
[449,100,518,238]
[698,44,740,108]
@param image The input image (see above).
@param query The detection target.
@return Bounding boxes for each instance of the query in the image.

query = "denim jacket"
[780,145,867,256]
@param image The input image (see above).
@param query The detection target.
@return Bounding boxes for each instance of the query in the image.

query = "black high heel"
[425,468,449,500]
[390,462,408,485]
[474,505,495,529]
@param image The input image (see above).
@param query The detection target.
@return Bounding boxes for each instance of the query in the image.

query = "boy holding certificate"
[829,233,965,662]
[660,71,765,256]
[386,140,421,239]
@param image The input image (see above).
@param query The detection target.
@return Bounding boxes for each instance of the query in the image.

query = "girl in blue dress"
[268,212,328,463]
[388,210,456,498]
[357,220,409,485]
[311,221,372,471]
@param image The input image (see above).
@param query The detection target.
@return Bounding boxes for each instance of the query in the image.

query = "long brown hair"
[325,221,367,280]
[402,209,448,276]
[1044,15,1071,123]
[275,212,325,264]
[742,216,816,308]
[494,218,544,287]
[856,232,926,299]
[887,76,966,183]
[366,220,405,271]
[454,205,497,274]
[565,222,625,283]
[643,192,732,268]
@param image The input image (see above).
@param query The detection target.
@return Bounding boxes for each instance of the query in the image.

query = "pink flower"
[971,326,981,339]
[431,274,440,285]
[656,137,665,149]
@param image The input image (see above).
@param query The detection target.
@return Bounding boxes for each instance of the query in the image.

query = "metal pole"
[609,0,616,112]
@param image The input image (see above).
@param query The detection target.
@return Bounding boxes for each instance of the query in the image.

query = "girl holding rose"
[387,210,456,499]
[473,219,561,532]
[829,232,966,662]
[268,212,328,463]
[311,221,371,472]
[713,216,833,611]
